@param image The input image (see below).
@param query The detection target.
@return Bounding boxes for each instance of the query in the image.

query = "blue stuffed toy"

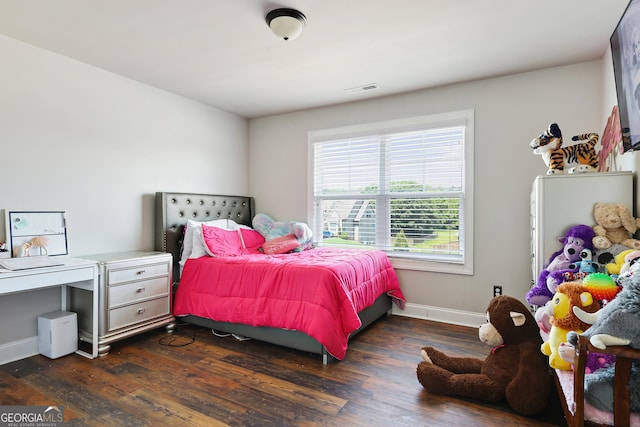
[252,213,313,248]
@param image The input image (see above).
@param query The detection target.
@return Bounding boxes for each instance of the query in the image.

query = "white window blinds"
[311,110,472,272]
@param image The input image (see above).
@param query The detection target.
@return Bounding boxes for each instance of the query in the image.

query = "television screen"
[611,0,640,152]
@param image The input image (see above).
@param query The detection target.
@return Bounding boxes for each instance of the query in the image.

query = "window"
[309,110,473,274]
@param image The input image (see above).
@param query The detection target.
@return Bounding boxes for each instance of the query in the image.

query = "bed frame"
[154,191,392,364]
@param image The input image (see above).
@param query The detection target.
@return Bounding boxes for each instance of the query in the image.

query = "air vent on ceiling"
[345,83,379,95]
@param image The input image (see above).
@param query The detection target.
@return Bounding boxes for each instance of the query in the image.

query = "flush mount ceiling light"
[266,8,307,41]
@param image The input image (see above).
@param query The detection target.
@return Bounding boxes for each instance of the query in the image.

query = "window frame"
[308,110,474,274]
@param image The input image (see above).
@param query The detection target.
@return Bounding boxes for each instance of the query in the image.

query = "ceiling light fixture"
[266,8,307,41]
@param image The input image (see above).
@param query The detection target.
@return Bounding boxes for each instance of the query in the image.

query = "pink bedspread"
[173,247,405,360]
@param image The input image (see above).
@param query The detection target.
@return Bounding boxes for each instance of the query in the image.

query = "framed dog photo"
[5,210,68,257]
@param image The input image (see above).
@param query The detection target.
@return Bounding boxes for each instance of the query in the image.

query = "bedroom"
[0,1,638,424]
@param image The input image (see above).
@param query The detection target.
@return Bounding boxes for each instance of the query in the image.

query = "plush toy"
[584,361,640,413]
[252,213,313,248]
[581,273,621,303]
[571,249,598,274]
[557,341,615,374]
[529,122,599,174]
[619,250,640,277]
[569,261,640,350]
[417,295,551,416]
[603,248,635,275]
[592,202,640,250]
[540,282,601,370]
[545,248,599,292]
[594,243,632,266]
[526,224,595,306]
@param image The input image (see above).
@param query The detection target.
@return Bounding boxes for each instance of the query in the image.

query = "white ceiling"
[0,0,631,118]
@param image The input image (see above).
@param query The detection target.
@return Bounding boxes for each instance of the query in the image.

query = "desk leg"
[67,273,99,359]
[90,276,98,358]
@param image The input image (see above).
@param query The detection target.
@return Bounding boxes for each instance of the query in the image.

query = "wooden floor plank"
[0,316,565,426]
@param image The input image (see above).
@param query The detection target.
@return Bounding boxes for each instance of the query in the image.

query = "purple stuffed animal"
[527,224,595,306]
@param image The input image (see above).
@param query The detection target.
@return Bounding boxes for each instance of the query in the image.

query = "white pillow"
[180,219,237,265]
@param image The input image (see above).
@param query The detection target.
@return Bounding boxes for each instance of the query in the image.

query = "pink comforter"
[173,247,405,360]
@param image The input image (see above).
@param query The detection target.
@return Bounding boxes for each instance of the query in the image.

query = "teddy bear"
[527,224,595,307]
[592,202,640,250]
[569,260,640,350]
[417,295,551,416]
[540,282,601,370]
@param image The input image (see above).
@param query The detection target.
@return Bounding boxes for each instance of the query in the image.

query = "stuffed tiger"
[530,123,599,174]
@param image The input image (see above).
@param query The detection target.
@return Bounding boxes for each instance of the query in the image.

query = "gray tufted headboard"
[155,192,255,281]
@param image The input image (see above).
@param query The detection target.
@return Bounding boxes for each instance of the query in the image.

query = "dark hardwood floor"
[0,316,566,426]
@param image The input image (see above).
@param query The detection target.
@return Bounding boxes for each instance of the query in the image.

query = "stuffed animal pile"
[416,295,551,416]
[569,261,640,350]
[566,262,640,413]
[526,224,595,306]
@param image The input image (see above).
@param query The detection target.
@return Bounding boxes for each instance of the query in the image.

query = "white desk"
[0,257,99,361]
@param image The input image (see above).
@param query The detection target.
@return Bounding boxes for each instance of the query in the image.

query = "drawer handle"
[136,287,146,293]
[137,308,146,315]
[136,270,146,275]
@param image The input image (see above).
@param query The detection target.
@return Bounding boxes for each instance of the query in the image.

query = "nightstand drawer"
[108,296,170,331]
[109,277,169,307]
[108,262,169,285]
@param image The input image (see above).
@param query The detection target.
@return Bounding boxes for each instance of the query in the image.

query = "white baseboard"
[392,303,486,328]
[0,336,38,365]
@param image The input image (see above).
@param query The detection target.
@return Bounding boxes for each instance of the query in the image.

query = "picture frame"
[610,0,640,152]
[4,210,68,257]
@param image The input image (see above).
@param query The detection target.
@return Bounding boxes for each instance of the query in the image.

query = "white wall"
[0,34,249,255]
[0,34,249,353]
[249,60,624,322]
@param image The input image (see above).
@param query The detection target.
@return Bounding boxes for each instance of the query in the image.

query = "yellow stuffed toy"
[541,282,600,370]
[604,248,635,275]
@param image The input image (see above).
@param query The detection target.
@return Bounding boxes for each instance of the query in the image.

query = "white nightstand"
[79,251,175,356]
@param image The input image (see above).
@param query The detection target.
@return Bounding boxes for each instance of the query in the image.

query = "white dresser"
[79,251,175,356]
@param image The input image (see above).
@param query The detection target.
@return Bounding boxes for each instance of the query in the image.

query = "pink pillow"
[262,234,301,255]
[201,224,243,256]
[240,228,266,250]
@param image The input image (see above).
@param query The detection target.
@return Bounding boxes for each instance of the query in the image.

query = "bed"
[154,192,405,363]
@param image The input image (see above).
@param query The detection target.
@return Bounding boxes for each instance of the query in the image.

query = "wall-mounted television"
[611,0,640,152]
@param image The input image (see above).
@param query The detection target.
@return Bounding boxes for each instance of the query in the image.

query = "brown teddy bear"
[416,295,551,416]
[592,202,640,250]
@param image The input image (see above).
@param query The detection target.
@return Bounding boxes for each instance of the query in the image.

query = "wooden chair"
[571,335,640,427]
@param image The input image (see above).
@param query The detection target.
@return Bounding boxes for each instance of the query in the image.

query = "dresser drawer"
[108,296,170,331]
[108,277,169,307]
[107,262,169,285]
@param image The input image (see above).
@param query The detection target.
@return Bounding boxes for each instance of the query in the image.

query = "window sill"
[389,257,473,275]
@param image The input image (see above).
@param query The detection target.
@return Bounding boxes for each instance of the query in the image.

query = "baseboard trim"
[392,303,486,328]
[0,336,38,365]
